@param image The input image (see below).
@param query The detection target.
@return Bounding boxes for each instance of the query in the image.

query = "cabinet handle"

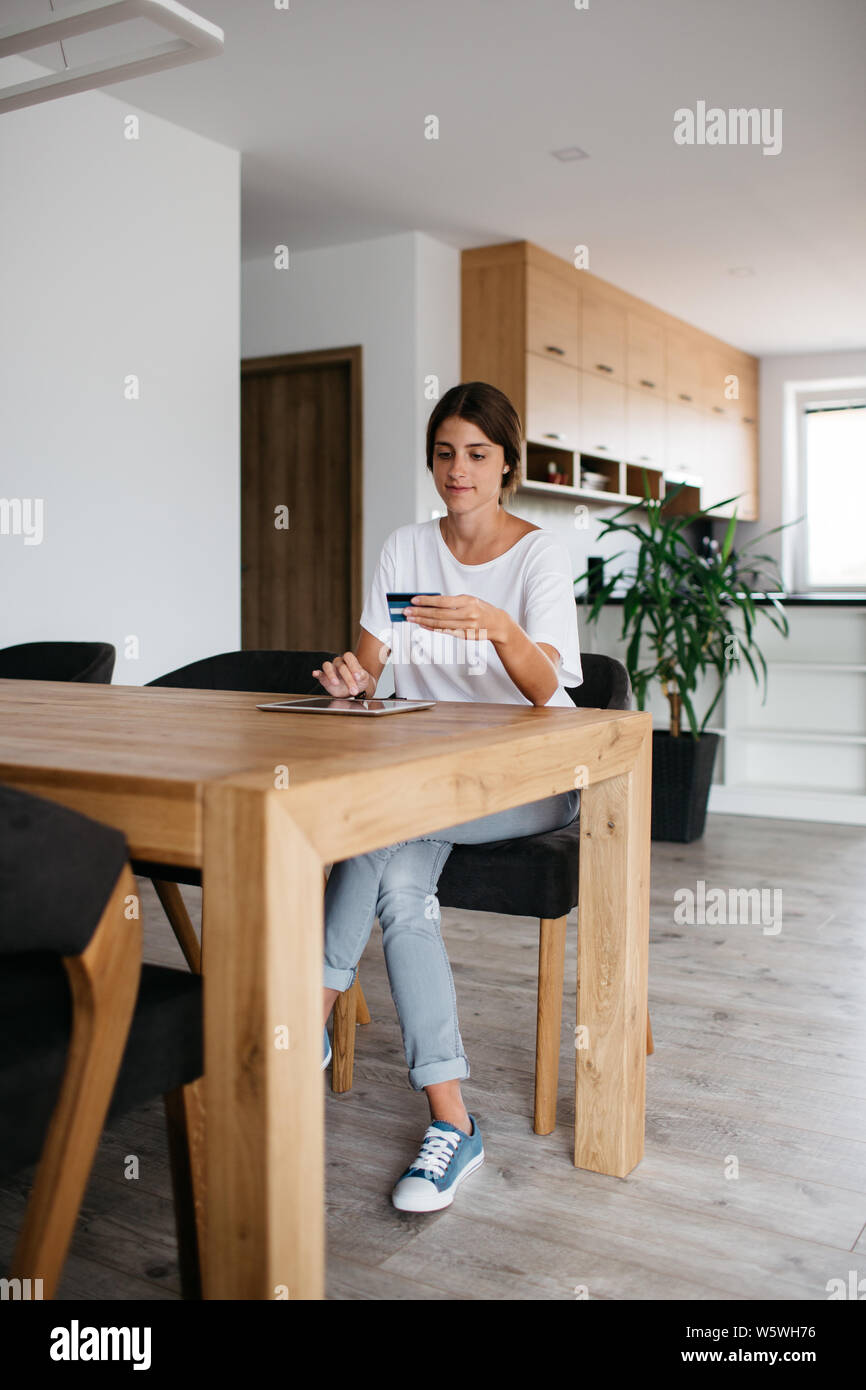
[712,405,725,414]
[639,379,656,389]
[639,454,651,461]
[743,416,755,424]
[543,432,564,441]
[595,363,614,373]
[595,444,608,451]
[678,392,693,402]
[545,345,565,356]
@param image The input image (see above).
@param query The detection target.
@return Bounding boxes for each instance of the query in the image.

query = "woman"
[313,381,582,1212]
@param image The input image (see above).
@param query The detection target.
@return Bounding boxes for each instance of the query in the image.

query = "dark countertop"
[576,593,866,607]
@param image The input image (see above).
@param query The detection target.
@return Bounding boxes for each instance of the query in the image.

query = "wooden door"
[241,347,362,654]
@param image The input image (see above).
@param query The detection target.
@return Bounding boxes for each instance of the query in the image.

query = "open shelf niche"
[522,440,670,508]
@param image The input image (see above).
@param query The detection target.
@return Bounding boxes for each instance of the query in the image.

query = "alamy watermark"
[1,1277,43,1299]
[379,624,488,676]
[674,102,782,157]
[674,879,782,935]
[0,497,43,545]
[49,1320,151,1369]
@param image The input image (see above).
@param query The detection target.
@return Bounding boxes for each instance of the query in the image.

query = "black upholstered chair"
[0,784,203,1299]
[0,641,115,684]
[145,648,337,694]
[332,653,653,1134]
[135,650,342,977]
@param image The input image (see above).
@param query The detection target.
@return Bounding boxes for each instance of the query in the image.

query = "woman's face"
[431,415,507,513]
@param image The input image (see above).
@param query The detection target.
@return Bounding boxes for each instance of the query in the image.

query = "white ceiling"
[7,0,866,355]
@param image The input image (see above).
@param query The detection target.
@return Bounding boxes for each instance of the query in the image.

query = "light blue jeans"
[323,789,580,1091]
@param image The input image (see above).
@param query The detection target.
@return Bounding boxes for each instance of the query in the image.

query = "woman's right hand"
[312,652,374,698]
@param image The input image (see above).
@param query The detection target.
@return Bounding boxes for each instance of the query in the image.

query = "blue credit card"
[386,591,440,622]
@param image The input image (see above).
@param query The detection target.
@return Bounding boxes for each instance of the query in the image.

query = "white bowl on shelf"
[580,471,608,491]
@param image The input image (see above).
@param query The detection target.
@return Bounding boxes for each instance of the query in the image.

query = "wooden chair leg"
[331,979,358,1093]
[152,878,202,974]
[163,1078,206,1299]
[534,915,567,1135]
[646,1008,654,1056]
[355,981,372,1025]
[11,864,142,1298]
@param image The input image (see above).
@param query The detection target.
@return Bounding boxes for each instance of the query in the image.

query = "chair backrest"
[0,642,115,684]
[0,784,128,957]
[146,649,337,695]
[565,653,632,711]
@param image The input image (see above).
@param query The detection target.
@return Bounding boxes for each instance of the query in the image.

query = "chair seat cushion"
[0,959,202,1179]
[437,817,581,920]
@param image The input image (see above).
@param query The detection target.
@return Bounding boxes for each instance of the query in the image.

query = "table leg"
[201,784,324,1299]
[575,728,651,1177]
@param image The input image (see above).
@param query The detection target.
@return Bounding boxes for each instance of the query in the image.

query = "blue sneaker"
[391,1116,484,1211]
[321,1027,332,1071]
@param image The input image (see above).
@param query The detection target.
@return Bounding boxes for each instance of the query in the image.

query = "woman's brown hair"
[426,382,522,499]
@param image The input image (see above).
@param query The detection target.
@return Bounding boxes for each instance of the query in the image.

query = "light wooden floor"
[2,813,864,1300]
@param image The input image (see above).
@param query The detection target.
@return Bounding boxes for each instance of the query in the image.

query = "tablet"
[257,696,435,716]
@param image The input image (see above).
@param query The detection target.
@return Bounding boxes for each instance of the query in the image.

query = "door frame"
[241,345,364,641]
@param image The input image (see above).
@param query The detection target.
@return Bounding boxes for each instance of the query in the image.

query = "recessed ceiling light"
[728,267,756,277]
[551,147,589,162]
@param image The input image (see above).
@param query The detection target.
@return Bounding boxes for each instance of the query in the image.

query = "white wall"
[0,58,241,685]
[740,349,866,579]
[242,231,641,615]
[414,233,460,523]
[242,232,420,595]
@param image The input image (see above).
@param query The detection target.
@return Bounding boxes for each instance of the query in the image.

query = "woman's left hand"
[404,594,512,644]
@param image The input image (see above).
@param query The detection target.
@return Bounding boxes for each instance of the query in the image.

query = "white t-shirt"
[359,519,582,708]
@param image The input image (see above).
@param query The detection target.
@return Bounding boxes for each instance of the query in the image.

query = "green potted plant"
[576,486,790,842]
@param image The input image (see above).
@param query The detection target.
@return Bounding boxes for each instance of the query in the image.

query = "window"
[799,393,866,590]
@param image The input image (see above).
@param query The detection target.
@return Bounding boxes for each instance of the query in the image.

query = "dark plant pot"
[651,730,720,843]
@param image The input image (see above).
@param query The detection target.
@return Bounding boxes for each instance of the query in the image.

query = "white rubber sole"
[321,1035,332,1071]
[392,1148,485,1212]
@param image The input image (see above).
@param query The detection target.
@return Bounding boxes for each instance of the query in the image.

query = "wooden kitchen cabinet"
[525,354,580,451]
[626,386,666,468]
[700,413,735,511]
[461,241,759,517]
[702,346,742,417]
[731,422,758,519]
[581,290,627,381]
[579,368,625,460]
[701,416,758,520]
[627,311,666,395]
[666,399,705,478]
[666,326,704,407]
[737,359,758,425]
[527,264,580,367]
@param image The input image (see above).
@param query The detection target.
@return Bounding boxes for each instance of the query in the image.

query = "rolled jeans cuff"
[408,1055,470,1092]
[323,963,357,992]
